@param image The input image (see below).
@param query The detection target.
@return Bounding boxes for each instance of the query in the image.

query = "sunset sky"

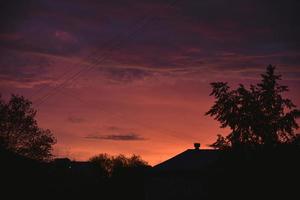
[1,0,300,165]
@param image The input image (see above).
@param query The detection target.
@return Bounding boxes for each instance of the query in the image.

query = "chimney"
[194,143,200,150]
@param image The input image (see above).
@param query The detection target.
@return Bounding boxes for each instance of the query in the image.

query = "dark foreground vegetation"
[0,147,150,199]
[1,146,300,200]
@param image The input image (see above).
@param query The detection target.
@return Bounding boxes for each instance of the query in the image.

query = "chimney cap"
[194,143,200,150]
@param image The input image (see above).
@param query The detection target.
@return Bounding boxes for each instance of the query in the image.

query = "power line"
[31,0,201,142]
[29,12,149,101]
[33,0,179,106]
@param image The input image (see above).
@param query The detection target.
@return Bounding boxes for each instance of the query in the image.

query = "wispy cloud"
[85,133,146,141]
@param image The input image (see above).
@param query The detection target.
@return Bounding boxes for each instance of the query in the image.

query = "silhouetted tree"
[210,134,231,150]
[206,65,300,149]
[0,94,56,161]
[89,153,148,177]
[90,153,149,200]
[90,153,113,177]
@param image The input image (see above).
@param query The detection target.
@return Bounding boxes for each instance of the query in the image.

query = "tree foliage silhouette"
[90,153,148,177]
[0,94,56,161]
[206,65,300,149]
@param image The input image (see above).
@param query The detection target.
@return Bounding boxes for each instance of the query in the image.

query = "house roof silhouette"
[153,143,220,171]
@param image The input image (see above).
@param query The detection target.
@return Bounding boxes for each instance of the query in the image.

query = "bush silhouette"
[90,153,149,177]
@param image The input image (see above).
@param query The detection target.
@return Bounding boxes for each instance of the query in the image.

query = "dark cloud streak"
[85,133,146,141]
